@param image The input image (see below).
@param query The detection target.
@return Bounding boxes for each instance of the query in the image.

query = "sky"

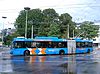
[0,0,100,31]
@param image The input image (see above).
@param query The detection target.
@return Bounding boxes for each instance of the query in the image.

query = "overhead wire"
[0,3,100,13]
[0,3,100,22]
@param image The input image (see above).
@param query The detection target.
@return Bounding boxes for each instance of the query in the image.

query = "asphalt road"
[0,48,100,74]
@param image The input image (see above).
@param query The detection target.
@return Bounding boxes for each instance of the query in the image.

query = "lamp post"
[2,16,7,46]
[24,7,30,38]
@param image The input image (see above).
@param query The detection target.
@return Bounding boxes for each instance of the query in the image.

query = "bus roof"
[74,38,92,42]
[12,37,92,42]
[34,36,67,42]
[13,37,33,42]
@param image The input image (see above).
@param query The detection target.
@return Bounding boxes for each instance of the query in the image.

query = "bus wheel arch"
[24,50,30,56]
[59,50,65,55]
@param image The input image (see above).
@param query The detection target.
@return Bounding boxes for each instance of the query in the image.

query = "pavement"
[0,47,100,74]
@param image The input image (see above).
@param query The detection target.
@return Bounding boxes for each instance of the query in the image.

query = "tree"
[15,9,44,38]
[59,13,72,25]
[43,8,59,22]
[14,8,76,38]
[39,8,59,36]
[48,23,61,37]
[15,10,26,37]
[77,21,99,39]
[4,32,20,46]
[59,13,76,38]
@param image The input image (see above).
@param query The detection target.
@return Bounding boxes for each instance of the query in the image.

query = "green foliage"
[4,33,20,45]
[76,21,99,39]
[2,9,99,46]
[59,13,72,25]
[15,8,61,37]
[59,13,76,38]
[48,23,61,37]
[14,8,98,39]
[43,8,59,22]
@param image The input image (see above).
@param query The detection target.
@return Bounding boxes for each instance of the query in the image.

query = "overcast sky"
[0,0,100,31]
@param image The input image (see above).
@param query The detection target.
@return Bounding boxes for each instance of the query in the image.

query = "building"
[1,28,16,37]
[6,28,16,36]
[0,28,16,45]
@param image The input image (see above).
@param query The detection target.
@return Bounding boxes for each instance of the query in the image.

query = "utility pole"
[67,24,69,39]
[31,25,33,39]
[73,30,74,38]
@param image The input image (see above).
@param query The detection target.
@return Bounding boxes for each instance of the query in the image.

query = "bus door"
[67,40,76,54]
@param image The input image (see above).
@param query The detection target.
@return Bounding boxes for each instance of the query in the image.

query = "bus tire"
[59,50,65,55]
[24,50,30,56]
[87,49,90,53]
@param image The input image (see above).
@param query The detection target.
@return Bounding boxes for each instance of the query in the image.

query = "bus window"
[34,41,67,48]
[62,42,67,48]
[51,42,58,48]
[48,42,52,48]
[25,42,32,48]
[88,42,93,47]
[85,42,88,47]
[36,42,40,47]
[84,42,93,47]
[14,41,24,48]
[81,42,85,48]
[31,42,36,48]
[58,42,67,48]
[52,42,67,48]
[76,42,80,48]
[35,42,49,48]
[58,43,62,47]
[76,42,93,48]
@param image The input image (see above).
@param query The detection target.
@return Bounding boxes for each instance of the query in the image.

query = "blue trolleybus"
[10,37,93,56]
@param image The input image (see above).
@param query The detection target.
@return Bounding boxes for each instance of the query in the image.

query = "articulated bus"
[10,37,93,56]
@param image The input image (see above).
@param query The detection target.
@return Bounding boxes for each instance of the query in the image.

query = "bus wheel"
[87,49,90,53]
[59,50,65,55]
[24,50,30,56]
